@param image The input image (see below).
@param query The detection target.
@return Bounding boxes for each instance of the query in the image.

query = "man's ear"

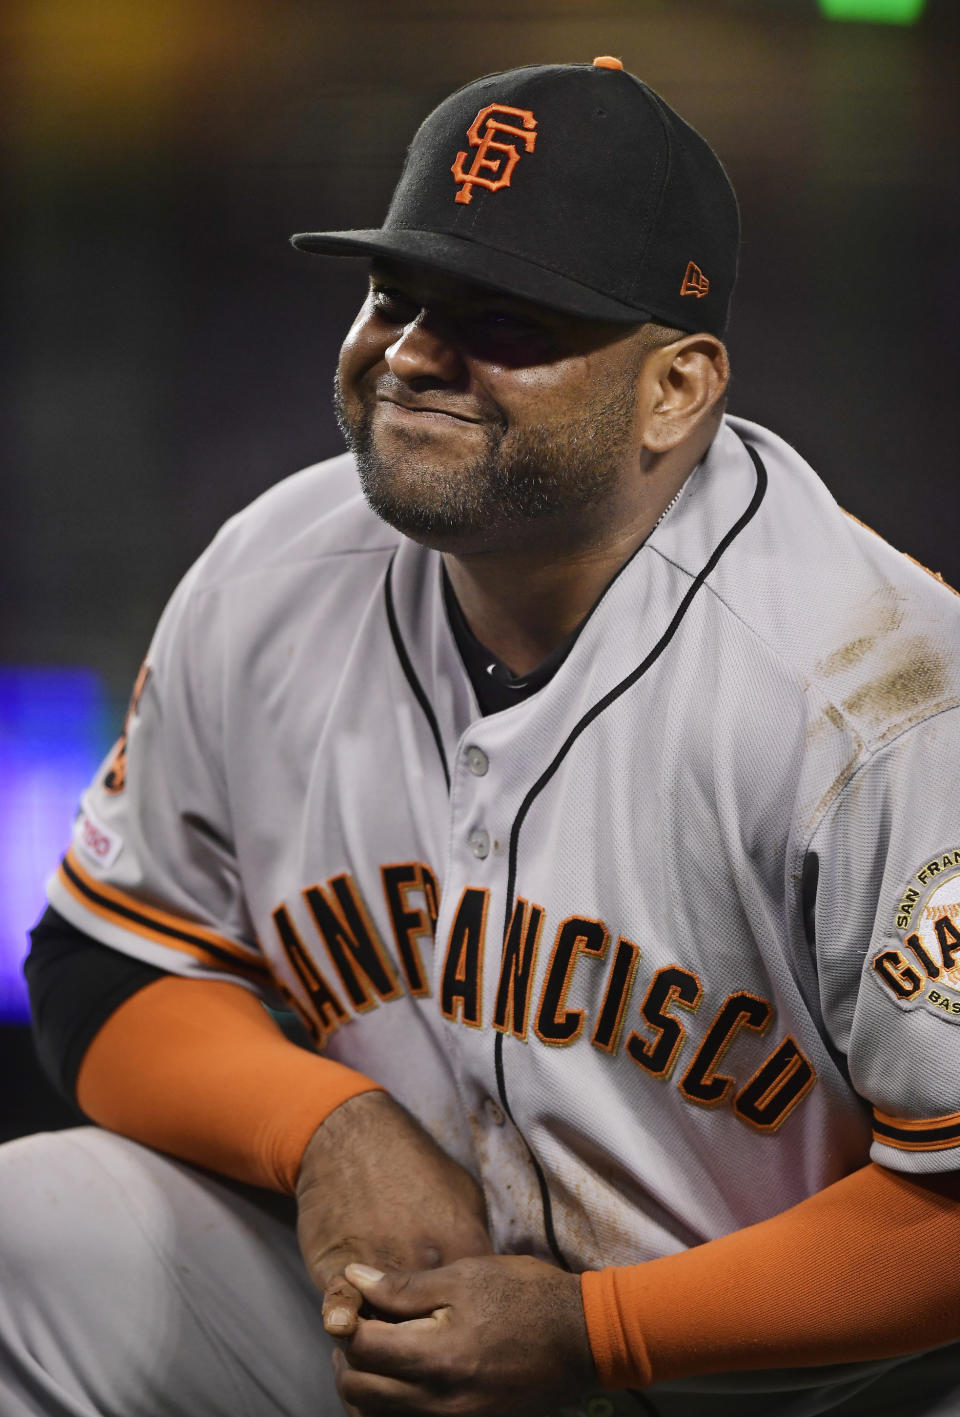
[640,335,730,454]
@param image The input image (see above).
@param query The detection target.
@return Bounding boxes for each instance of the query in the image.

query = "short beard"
[333,359,647,550]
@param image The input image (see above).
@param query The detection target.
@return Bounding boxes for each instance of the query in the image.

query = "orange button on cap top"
[592,55,623,70]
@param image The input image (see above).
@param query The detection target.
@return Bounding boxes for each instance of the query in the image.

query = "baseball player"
[2,56,959,1417]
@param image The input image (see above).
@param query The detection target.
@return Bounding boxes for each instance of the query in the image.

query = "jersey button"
[483,1097,505,1126]
[465,745,489,776]
[468,828,490,859]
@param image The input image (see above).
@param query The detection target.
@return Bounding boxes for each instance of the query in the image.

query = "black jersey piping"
[494,438,768,1273]
[59,854,270,982]
[384,552,451,791]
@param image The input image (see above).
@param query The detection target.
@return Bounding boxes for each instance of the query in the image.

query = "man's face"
[334,260,656,554]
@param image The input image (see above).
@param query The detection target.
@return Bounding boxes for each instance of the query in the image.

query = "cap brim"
[290,228,654,325]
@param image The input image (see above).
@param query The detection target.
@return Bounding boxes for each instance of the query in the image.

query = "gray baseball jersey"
[49,412,960,1286]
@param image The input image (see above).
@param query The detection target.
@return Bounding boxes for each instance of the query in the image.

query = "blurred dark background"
[2,0,958,1139]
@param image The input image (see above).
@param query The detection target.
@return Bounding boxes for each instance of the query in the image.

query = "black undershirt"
[26,905,168,1102]
[28,572,582,1104]
[441,564,580,715]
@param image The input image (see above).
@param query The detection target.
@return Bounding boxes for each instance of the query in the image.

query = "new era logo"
[680,261,709,298]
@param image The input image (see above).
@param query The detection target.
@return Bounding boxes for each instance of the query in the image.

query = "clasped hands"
[296,1091,595,1416]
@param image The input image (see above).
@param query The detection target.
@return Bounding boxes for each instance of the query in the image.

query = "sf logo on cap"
[451,104,537,205]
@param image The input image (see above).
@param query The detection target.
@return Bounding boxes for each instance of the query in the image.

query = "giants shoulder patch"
[872,851,960,1024]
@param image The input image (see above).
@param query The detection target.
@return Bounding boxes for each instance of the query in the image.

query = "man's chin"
[353,453,490,547]
[359,485,563,559]
[359,489,487,551]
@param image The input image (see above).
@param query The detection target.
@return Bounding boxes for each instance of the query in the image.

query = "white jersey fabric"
[48,414,960,1406]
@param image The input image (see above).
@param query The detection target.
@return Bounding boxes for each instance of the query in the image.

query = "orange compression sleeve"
[76,975,384,1194]
[581,1162,960,1388]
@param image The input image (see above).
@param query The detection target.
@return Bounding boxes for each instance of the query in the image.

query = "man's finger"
[342,1314,448,1382]
[334,1345,433,1416]
[344,1263,448,1321]
[332,1350,364,1417]
[323,1274,364,1336]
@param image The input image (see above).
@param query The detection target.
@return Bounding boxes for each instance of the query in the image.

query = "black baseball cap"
[291,58,740,337]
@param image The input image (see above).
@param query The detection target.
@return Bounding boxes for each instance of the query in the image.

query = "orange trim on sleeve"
[580,1163,960,1390]
[872,1106,960,1152]
[76,975,384,1193]
[58,848,269,982]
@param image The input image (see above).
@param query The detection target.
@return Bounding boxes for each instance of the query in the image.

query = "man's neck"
[442,539,635,679]
[443,455,704,678]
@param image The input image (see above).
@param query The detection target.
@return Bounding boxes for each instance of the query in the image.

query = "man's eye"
[469,312,538,338]
[370,288,418,321]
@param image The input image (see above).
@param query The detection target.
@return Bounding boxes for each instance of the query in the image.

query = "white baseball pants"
[0,1128,340,1417]
[0,1127,956,1417]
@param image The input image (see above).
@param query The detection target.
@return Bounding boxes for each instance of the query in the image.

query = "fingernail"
[345,1263,385,1286]
[326,1307,352,1328]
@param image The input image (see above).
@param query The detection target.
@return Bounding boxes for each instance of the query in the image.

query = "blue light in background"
[0,668,113,1022]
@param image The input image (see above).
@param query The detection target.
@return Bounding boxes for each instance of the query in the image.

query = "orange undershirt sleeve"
[581,1162,960,1389]
[76,974,384,1194]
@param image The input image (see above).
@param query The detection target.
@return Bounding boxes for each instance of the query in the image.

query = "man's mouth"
[376,396,483,424]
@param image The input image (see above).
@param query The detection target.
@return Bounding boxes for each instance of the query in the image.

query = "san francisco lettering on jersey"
[271,871,817,1134]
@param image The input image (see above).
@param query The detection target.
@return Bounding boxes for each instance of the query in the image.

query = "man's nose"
[384,314,463,383]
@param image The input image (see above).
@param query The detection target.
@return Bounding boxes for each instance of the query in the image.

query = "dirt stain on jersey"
[818,636,876,677]
[466,1107,547,1258]
[841,640,948,730]
[805,698,860,749]
[807,641,953,828]
[551,1165,699,1270]
[821,702,846,733]
[814,587,905,682]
